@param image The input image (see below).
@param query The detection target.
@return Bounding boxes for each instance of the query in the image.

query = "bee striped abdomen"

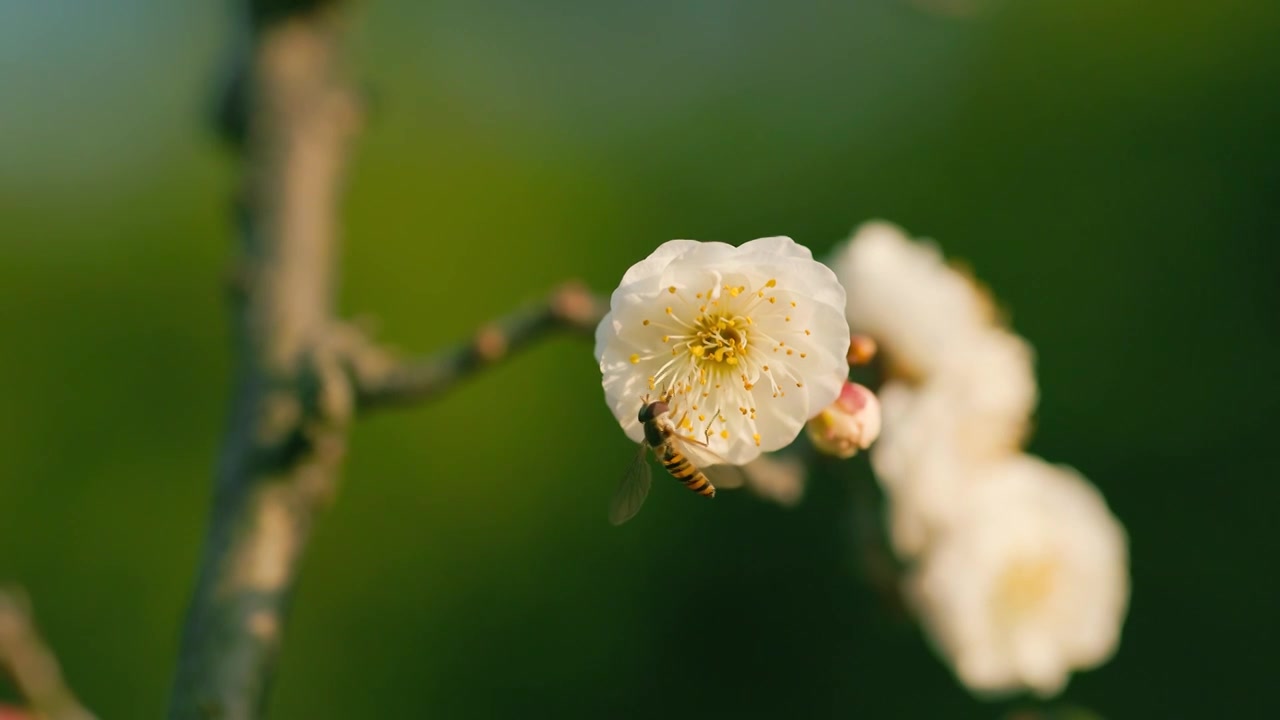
[662,448,716,498]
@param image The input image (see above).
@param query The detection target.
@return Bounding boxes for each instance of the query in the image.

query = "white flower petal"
[597,236,850,466]
[908,456,1129,699]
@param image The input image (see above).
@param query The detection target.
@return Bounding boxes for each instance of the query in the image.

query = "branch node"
[474,325,509,363]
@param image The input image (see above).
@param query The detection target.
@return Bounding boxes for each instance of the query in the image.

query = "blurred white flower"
[806,381,882,459]
[595,237,850,465]
[871,329,1038,556]
[836,221,999,380]
[711,453,810,507]
[907,456,1129,698]
[832,222,1039,556]
[832,220,1128,698]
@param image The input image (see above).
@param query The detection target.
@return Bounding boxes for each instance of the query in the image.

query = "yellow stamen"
[668,286,677,294]
[629,354,640,364]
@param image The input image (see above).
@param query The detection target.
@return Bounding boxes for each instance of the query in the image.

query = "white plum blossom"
[832,221,1039,557]
[837,221,1000,380]
[871,329,1038,556]
[832,220,1129,698]
[907,456,1130,698]
[595,237,850,465]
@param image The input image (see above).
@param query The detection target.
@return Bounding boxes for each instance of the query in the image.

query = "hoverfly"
[609,399,744,525]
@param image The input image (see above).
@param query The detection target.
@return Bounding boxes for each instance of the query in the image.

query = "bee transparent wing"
[609,444,653,526]
[666,434,748,489]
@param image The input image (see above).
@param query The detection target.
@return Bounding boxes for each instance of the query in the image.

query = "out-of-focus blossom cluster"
[832,221,1130,698]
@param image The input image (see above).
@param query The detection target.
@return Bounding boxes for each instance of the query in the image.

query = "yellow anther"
[629,354,640,364]
[785,316,791,322]
[643,319,650,326]
[691,345,706,357]
[800,352,807,358]
[762,365,769,371]
[790,301,797,308]
[786,349,793,355]
[668,286,677,294]
[698,414,706,421]
[720,430,729,439]
[665,306,673,315]
[757,290,765,298]
[681,416,693,430]
[796,382,803,388]
[753,433,761,446]
[804,329,811,335]
[725,285,741,297]
[739,407,747,415]
[768,297,777,304]
[765,279,777,288]
[743,382,754,390]
[662,335,670,343]
[699,305,707,312]
[696,292,703,299]
[726,356,739,366]
[713,347,728,362]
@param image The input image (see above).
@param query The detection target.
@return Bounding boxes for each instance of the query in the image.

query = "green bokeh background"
[2,0,1277,717]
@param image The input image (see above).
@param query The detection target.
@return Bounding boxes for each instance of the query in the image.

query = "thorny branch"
[0,588,95,720]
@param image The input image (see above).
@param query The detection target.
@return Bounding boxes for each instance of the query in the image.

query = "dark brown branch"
[350,282,606,410]
[0,589,95,720]
[168,2,360,718]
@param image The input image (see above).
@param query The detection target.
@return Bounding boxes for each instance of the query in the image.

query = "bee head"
[638,400,669,424]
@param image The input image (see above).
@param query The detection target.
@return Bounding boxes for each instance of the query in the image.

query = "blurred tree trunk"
[167,2,360,718]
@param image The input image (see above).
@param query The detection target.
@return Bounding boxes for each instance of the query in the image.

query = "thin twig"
[0,589,96,720]
[350,282,606,410]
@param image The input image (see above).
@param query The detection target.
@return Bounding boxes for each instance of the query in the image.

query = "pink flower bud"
[806,381,881,458]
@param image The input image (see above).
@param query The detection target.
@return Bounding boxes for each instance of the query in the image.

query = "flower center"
[996,557,1058,614]
[691,313,749,367]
